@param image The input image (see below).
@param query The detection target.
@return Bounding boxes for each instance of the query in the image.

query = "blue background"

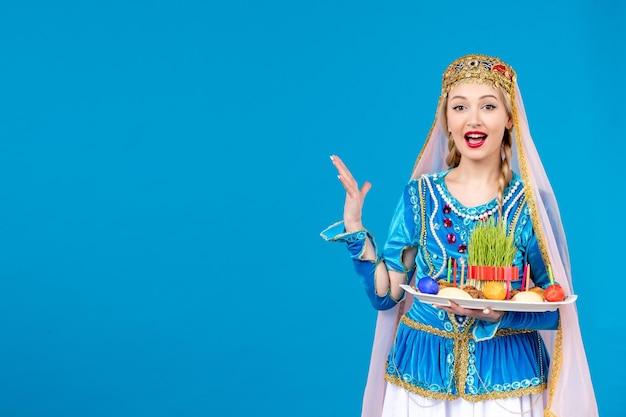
[0,1,623,416]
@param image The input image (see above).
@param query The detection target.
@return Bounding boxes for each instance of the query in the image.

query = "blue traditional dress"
[322,170,559,406]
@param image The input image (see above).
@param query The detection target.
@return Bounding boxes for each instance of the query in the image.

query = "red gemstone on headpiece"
[458,244,467,253]
[492,64,507,76]
[443,218,452,228]
[443,204,451,214]
[447,233,456,244]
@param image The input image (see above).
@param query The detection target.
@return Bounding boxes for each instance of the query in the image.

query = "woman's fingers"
[330,155,354,180]
[331,155,368,197]
[435,301,502,322]
[331,156,355,182]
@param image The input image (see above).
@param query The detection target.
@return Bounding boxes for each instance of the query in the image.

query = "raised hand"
[330,155,372,233]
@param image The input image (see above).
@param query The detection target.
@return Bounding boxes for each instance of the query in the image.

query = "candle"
[447,258,452,283]
[521,263,527,292]
[526,264,531,291]
[453,258,457,286]
[460,259,465,289]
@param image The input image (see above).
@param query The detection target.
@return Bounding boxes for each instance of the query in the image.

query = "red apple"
[544,284,565,302]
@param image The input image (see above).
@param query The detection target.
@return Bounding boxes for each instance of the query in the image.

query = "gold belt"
[400,314,534,338]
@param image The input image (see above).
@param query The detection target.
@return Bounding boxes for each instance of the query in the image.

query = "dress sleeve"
[320,221,402,310]
[320,221,375,261]
[473,310,559,341]
[382,179,420,273]
[319,180,420,311]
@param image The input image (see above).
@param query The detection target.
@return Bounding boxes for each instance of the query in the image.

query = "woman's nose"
[467,109,481,127]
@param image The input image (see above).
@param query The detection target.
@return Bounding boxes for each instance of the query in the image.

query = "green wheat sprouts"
[466,217,517,290]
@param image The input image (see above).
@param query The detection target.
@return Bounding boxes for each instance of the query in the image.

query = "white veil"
[361,56,598,417]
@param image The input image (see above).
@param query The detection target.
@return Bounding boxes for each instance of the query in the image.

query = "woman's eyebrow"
[449,94,499,101]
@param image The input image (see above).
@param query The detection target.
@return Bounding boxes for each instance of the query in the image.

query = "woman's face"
[446,82,512,164]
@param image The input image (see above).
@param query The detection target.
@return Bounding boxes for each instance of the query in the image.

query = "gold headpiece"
[442,54,516,97]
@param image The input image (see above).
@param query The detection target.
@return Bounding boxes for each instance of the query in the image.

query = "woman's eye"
[452,105,465,111]
[483,104,496,110]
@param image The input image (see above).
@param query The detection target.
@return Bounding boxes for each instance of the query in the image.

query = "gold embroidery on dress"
[388,315,547,402]
[507,194,526,236]
[417,178,436,276]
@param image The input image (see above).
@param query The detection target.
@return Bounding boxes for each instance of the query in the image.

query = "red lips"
[464,131,487,148]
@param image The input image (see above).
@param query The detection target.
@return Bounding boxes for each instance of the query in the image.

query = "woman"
[321,54,597,417]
